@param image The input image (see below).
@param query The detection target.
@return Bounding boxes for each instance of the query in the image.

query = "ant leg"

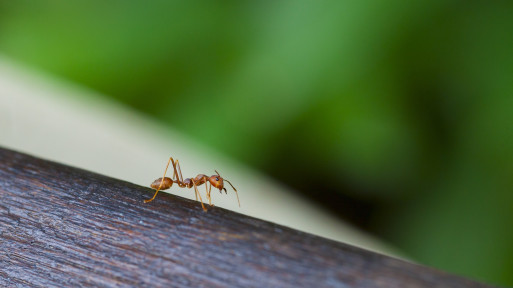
[144,186,161,203]
[205,183,213,206]
[174,159,185,183]
[145,157,177,203]
[192,180,207,212]
[163,157,183,184]
[207,183,215,206]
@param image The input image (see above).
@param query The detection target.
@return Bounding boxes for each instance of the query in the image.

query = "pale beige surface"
[0,56,400,256]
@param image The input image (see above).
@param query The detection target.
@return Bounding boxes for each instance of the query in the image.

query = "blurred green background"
[1,1,512,285]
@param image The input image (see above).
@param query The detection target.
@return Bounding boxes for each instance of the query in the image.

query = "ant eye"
[216,177,219,181]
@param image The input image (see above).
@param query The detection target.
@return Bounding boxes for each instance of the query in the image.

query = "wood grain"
[0,147,495,287]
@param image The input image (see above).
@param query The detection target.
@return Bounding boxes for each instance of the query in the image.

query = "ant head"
[210,170,240,207]
[208,173,224,191]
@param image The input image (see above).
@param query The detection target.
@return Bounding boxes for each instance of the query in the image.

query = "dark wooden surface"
[0,147,495,288]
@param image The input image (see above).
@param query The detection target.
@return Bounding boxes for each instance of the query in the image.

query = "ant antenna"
[225,179,240,207]
[216,170,240,207]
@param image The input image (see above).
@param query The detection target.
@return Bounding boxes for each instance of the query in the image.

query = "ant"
[144,157,240,211]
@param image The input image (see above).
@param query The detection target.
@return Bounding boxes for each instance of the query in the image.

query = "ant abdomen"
[150,177,173,190]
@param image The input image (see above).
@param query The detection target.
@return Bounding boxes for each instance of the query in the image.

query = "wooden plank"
[0,147,495,287]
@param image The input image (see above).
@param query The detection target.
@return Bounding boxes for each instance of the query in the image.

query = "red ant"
[144,157,240,211]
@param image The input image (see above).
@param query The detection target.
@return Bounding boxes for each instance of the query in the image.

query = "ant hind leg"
[145,157,177,203]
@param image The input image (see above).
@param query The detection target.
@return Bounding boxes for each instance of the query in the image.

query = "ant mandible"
[144,157,240,211]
